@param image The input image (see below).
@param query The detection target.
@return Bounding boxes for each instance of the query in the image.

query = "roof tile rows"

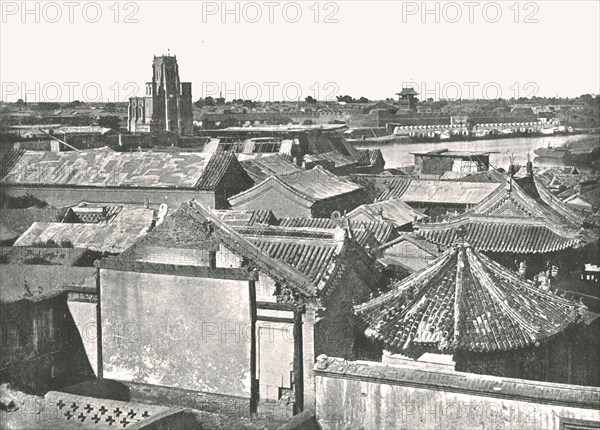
[229,166,364,206]
[417,219,580,254]
[376,178,412,201]
[1,148,237,191]
[415,177,592,254]
[240,227,341,288]
[355,245,591,354]
[304,150,357,169]
[278,217,395,245]
[347,199,427,228]
[237,153,302,182]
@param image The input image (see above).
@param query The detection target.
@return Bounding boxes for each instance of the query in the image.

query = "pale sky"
[1,1,599,102]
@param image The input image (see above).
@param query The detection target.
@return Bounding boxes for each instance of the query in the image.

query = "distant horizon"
[2,93,599,105]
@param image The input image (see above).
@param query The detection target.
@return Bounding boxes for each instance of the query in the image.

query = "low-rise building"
[228,166,369,218]
[414,175,597,277]
[95,201,386,416]
[412,149,491,180]
[347,199,427,231]
[355,240,600,387]
[237,153,303,183]
[1,148,253,209]
[13,203,155,255]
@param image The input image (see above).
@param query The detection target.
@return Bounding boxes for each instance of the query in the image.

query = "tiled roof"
[306,132,361,161]
[347,199,427,228]
[304,150,357,169]
[279,217,396,245]
[237,226,345,290]
[417,219,581,254]
[344,174,411,201]
[397,88,419,96]
[515,176,584,225]
[355,244,591,353]
[195,151,239,190]
[378,233,441,256]
[238,153,302,182]
[398,181,501,206]
[376,178,412,201]
[229,166,364,206]
[415,178,591,254]
[449,169,506,183]
[118,201,318,298]
[0,149,25,179]
[213,209,277,226]
[1,148,237,190]
[13,206,155,253]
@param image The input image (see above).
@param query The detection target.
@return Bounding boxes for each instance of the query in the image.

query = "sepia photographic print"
[1,1,599,429]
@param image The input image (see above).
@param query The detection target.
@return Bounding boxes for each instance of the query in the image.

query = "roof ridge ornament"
[455,224,468,248]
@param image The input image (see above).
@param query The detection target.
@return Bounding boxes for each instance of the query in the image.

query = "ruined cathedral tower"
[128,54,194,136]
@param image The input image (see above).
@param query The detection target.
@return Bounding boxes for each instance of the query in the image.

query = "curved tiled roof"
[229,166,364,206]
[376,178,412,201]
[398,181,501,206]
[416,218,580,254]
[213,209,277,226]
[119,201,317,298]
[415,177,591,254]
[355,244,591,354]
[278,217,396,245]
[347,199,427,228]
[241,227,341,289]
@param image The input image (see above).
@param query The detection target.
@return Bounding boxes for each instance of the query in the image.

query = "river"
[356,134,594,172]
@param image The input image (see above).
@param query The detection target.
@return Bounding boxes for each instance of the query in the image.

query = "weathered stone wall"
[0,291,95,394]
[315,357,600,430]
[100,269,252,399]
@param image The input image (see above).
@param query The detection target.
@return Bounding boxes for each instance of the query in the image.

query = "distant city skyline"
[1,1,599,102]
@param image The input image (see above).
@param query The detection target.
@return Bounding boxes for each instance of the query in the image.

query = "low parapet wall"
[314,356,600,430]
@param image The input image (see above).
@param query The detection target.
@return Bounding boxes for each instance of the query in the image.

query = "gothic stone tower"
[128,54,194,136]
